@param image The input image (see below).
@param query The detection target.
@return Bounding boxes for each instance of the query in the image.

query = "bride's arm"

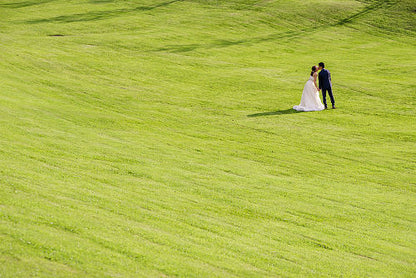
[313,72,319,90]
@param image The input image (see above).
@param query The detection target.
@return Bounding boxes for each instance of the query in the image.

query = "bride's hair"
[310,66,317,76]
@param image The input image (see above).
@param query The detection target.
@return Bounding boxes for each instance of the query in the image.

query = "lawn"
[0,0,415,277]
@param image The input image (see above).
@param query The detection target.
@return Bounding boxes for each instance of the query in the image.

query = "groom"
[318,62,336,109]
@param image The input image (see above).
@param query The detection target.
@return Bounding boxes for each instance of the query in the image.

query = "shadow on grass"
[0,0,55,8]
[89,0,114,3]
[247,108,301,117]
[155,0,396,53]
[155,29,308,52]
[335,0,395,26]
[23,0,182,23]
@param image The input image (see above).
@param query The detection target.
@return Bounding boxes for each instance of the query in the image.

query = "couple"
[293,62,336,112]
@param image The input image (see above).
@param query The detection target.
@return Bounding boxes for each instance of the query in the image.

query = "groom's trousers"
[322,87,335,107]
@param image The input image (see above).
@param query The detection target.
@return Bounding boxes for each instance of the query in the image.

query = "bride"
[293,66,325,112]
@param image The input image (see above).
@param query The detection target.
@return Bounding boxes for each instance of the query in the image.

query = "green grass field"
[1,0,415,277]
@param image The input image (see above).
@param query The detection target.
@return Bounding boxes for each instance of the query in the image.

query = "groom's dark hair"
[319,62,325,68]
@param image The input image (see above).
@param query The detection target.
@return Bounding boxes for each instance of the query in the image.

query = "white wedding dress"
[293,76,325,112]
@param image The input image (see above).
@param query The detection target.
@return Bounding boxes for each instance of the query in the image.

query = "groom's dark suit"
[319,68,335,108]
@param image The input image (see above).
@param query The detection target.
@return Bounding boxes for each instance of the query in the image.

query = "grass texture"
[0,0,415,277]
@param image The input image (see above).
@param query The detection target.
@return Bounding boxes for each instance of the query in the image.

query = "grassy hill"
[0,0,415,277]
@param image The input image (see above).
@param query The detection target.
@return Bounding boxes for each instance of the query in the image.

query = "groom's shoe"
[332,105,336,109]
[324,106,328,110]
